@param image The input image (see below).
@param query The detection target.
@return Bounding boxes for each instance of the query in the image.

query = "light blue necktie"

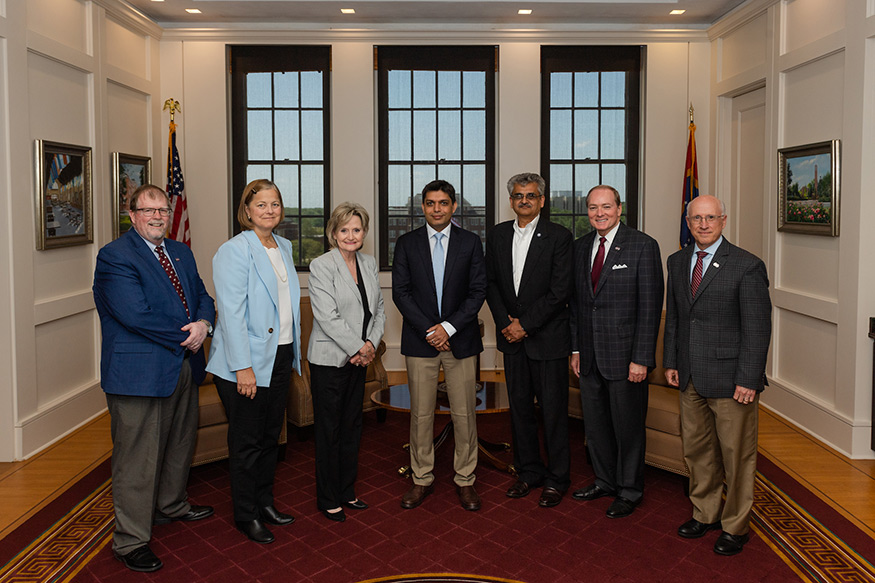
[433,232,445,316]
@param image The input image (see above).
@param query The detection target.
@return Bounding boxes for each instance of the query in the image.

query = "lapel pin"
[713,262,720,268]
[615,247,620,251]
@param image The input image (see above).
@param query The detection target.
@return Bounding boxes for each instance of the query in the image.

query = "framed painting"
[778,140,840,236]
[34,140,93,250]
[112,152,152,239]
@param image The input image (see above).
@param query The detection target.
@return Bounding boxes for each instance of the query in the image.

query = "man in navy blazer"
[392,179,487,511]
[93,185,215,572]
[570,185,664,519]
[486,172,573,507]
[664,195,771,556]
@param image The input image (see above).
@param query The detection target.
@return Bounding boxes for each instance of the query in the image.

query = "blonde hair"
[237,179,284,231]
[325,202,370,248]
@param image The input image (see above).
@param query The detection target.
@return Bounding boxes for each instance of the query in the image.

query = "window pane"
[601,72,625,107]
[462,165,485,210]
[550,163,573,214]
[247,164,272,186]
[573,110,598,160]
[300,71,322,108]
[438,71,461,108]
[274,72,298,108]
[550,110,572,159]
[602,164,626,202]
[553,214,572,231]
[388,70,411,108]
[463,71,485,108]
[301,165,324,210]
[274,165,299,213]
[601,110,625,159]
[413,110,436,160]
[551,73,572,108]
[438,111,461,161]
[463,110,485,160]
[300,217,325,265]
[440,164,461,198]
[413,164,436,206]
[274,111,300,161]
[247,73,271,108]
[247,111,272,160]
[575,164,599,213]
[301,111,323,160]
[574,72,598,107]
[413,71,436,108]
[388,111,412,161]
[388,165,412,212]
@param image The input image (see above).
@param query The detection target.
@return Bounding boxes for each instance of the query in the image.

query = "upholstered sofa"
[568,313,688,477]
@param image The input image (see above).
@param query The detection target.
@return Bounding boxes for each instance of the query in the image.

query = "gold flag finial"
[163,98,181,122]
[689,103,694,124]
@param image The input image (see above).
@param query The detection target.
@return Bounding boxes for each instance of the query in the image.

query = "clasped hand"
[350,340,376,367]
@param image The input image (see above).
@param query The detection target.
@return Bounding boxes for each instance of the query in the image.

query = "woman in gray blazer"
[308,202,385,522]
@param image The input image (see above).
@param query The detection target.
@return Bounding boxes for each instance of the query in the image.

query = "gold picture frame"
[111,152,152,240]
[34,140,93,250]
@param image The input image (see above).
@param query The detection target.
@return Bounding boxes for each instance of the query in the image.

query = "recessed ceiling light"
[670,10,686,15]
[341,8,356,14]
[151,0,164,3]
[185,8,201,13]
[518,9,533,15]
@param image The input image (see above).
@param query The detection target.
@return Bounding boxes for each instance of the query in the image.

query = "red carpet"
[5,409,870,582]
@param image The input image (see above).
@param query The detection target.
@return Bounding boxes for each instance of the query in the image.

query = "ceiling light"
[151,0,164,3]
[518,9,533,15]
[341,8,355,14]
[670,10,686,15]
[185,8,201,13]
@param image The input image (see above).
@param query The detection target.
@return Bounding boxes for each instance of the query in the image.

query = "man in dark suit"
[392,179,487,511]
[570,185,664,518]
[486,172,573,507]
[664,194,771,556]
[93,185,216,572]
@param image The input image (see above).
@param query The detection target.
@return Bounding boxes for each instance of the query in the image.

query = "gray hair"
[506,173,546,197]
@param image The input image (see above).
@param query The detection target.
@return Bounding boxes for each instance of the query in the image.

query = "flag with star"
[166,121,191,246]
[679,120,699,249]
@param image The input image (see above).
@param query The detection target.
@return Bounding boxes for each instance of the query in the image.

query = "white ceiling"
[125,0,749,28]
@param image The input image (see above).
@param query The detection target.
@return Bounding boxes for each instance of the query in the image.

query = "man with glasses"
[570,184,664,519]
[486,172,573,507]
[93,184,215,572]
[664,194,771,556]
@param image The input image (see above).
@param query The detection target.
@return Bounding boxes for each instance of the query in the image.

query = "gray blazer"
[307,248,385,368]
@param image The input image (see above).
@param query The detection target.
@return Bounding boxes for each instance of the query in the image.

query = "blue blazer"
[207,230,302,386]
[93,229,215,397]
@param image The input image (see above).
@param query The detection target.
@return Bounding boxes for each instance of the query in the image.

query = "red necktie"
[156,245,190,318]
[591,236,606,289]
[691,251,708,297]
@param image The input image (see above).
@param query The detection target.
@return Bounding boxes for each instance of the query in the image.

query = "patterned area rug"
[1,412,873,583]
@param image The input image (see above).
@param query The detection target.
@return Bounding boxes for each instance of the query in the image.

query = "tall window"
[377,46,496,269]
[230,45,331,268]
[541,46,642,237]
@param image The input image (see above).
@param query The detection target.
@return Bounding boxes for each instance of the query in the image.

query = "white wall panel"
[106,80,149,155]
[781,50,844,146]
[34,311,96,408]
[777,232,839,299]
[104,16,146,78]
[26,0,88,55]
[783,0,845,55]
[720,12,767,81]
[774,308,837,405]
[27,51,90,143]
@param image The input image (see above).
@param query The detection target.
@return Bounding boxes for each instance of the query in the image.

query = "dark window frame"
[540,46,643,237]
[377,45,497,270]
[229,45,332,269]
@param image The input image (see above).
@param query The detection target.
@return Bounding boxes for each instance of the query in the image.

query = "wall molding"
[33,290,95,326]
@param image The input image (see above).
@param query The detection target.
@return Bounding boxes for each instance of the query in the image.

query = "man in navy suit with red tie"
[570,185,664,518]
[392,179,486,512]
[93,185,215,572]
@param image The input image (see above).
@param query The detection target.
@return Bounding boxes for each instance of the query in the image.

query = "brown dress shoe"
[538,487,563,508]
[401,484,434,509]
[456,485,481,511]
[505,480,532,498]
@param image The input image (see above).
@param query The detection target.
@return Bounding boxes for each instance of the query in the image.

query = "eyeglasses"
[133,207,172,217]
[688,214,724,224]
[510,193,543,201]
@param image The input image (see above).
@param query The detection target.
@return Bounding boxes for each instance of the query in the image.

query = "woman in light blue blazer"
[207,179,301,544]
[308,202,385,522]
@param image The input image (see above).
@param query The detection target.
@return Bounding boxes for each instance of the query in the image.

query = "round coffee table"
[370,381,516,476]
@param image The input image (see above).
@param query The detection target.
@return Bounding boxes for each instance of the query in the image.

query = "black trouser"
[309,362,366,511]
[215,344,293,522]
[504,352,571,492]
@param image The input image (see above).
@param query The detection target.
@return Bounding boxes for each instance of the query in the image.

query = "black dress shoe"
[154,504,214,525]
[236,519,275,544]
[114,545,163,572]
[714,532,749,555]
[572,484,615,501]
[321,508,347,522]
[606,496,640,518]
[538,487,563,508]
[678,518,721,539]
[261,505,295,525]
[342,499,368,510]
[506,480,533,498]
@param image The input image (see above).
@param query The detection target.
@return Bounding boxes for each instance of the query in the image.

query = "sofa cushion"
[198,383,228,427]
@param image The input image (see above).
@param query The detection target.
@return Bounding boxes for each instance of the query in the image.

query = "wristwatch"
[198,319,213,336]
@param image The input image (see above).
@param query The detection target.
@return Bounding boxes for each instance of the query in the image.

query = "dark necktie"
[156,245,190,318]
[691,250,708,297]
[591,236,606,289]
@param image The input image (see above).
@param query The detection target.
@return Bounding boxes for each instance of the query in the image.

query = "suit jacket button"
[268,328,274,333]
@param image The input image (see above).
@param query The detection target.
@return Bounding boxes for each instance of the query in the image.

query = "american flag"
[166,121,191,246]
